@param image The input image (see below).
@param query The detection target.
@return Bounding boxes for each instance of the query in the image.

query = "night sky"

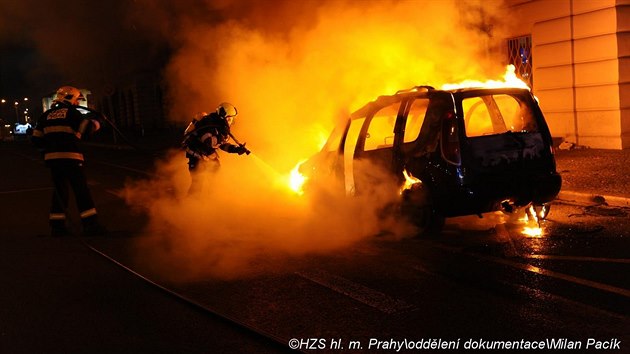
[0,0,173,121]
[0,40,55,122]
[0,0,339,123]
[0,0,313,121]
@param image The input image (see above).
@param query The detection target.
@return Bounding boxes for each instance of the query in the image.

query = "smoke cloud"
[124,151,413,280]
[2,1,510,279]
[119,0,511,281]
[156,0,508,170]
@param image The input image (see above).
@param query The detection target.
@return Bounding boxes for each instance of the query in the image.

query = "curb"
[557,190,630,208]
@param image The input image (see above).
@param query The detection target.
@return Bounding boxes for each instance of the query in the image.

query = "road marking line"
[485,255,630,298]
[524,254,630,264]
[0,187,52,194]
[83,242,291,348]
[427,241,630,299]
[297,269,414,314]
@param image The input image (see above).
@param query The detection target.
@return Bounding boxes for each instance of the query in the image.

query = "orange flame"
[521,205,544,237]
[288,161,307,195]
[400,169,422,194]
[441,65,530,90]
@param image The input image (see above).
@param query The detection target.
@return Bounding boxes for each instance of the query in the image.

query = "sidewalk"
[554,147,630,207]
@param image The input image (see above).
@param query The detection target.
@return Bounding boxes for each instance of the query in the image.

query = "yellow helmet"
[54,86,85,105]
[216,102,237,125]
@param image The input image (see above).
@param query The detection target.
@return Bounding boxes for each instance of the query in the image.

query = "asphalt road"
[0,141,289,354]
[1,140,629,353]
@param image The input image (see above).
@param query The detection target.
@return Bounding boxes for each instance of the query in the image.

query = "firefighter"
[31,86,106,237]
[181,102,250,194]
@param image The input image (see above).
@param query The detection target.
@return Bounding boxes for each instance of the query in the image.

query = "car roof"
[350,86,532,119]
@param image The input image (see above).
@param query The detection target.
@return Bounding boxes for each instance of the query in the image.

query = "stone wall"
[506,0,630,149]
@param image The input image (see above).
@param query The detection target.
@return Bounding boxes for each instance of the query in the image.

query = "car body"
[300,86,561,231]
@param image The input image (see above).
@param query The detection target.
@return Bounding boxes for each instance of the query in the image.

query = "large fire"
[284,64,532,195]
[125,0,532,280]
[441,64,530,90]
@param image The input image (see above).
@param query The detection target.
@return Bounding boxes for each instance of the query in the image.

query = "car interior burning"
[298,82,561,236]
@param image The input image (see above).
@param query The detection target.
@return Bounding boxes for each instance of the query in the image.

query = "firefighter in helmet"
[181,102,250,195]
[31,86,106,237]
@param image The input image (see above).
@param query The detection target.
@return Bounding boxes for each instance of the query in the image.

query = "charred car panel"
[302,87,561,230]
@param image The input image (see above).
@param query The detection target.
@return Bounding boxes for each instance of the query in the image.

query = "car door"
[348,99,404,195]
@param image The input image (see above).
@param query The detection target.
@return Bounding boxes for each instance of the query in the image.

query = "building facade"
[95,73,167,136]
[506,0,630,149]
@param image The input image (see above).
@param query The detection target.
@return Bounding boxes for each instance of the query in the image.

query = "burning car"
[299,85,561,234]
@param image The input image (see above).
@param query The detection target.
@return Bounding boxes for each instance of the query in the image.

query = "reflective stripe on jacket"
[32,102,89,162]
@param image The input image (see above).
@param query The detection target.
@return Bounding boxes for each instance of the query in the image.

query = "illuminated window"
[364,103,400,151]
[507,35,533,88]
[463,94,537,137]
[344,117,365,195]
[403,98,429,143]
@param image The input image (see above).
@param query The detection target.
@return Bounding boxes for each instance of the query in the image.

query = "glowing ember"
[400,169,422,194]
[521,205,544,237]
[288,161,307,195]
[441,65,530,91]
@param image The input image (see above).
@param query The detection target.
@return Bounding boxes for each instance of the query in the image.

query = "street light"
[0,98,30,124]
[22,98,29,123]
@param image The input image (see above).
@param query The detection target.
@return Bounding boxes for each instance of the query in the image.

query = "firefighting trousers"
[48,161,98,228]
[187,155,220,195]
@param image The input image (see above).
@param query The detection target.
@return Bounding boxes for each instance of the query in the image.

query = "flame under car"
[300,86,561,234]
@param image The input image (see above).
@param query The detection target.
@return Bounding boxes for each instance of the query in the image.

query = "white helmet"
[216,102,237,125]
[54,86,85,105]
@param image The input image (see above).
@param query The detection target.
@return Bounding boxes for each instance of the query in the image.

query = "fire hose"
[86,107,251,156]
[181,122,252,155]
[80,106,154,154]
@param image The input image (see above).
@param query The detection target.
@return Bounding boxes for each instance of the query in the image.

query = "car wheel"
[400,184,444,237]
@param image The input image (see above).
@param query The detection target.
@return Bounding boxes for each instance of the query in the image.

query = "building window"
[507,35,533,88]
